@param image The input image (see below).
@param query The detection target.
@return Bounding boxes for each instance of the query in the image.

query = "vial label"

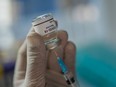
[34,19,56,36]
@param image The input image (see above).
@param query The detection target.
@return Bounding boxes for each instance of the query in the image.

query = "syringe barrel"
[63,72,80,87]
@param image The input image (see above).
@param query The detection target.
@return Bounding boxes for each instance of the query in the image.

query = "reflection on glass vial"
[32,13,60,50]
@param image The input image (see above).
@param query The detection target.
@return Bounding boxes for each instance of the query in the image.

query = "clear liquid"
[42,31,59,49]
[43,31,57,41]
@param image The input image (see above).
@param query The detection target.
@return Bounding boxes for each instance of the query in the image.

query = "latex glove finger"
[13,28,34,86]
[13,41,27,87]
[25,31,47,87]
[46,70,68,87]
[57,30,68,48]
[64,42,76,74]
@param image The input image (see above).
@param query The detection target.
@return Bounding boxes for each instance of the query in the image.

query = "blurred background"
[0,0,116,87]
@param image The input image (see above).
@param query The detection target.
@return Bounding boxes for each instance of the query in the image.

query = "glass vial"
[32,13,60,50]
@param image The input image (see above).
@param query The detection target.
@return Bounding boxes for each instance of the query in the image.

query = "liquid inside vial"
[43,31,59,49]
[32,13,60,50]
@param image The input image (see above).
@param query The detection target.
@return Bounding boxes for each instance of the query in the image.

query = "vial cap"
[32,13,53,26]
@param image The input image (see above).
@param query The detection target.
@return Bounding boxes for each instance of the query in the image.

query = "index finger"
[57,30,68,48]
[64,42,76,74]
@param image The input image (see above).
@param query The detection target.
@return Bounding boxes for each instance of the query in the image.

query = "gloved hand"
[13,27,76,87]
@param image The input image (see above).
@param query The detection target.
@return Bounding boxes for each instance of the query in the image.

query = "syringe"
[54,51,80,87]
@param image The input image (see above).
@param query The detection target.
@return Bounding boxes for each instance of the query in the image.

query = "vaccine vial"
[32,13,60,50]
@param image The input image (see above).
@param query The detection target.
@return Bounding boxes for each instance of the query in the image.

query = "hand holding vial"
[13,14,78,87]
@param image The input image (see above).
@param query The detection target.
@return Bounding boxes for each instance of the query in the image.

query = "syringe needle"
[54,50,58,57]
